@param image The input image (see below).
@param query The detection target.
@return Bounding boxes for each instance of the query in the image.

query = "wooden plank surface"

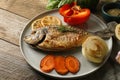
[0,0,48,19]
[0,9,29,45]
[0,0,120,80]
[0,39,47,80]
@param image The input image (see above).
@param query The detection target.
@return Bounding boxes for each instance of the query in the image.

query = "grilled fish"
[24,25,90,51]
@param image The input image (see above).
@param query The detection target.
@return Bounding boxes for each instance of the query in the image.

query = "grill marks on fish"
[24,25,89,51]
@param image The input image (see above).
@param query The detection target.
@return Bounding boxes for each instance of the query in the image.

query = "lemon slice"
[115,24,120,40]
[41,16,62,26]
[31,19,43,31]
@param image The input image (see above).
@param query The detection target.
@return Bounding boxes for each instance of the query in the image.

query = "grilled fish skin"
[24,25,89,51]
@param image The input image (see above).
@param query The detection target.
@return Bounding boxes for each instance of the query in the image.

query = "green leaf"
[58,0,67,8]
[46,0,60,10]
[58,0,75,8]
[67,0,74,4]
[46,0,77,10]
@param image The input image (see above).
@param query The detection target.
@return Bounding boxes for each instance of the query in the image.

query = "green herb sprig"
[57,25,77,33]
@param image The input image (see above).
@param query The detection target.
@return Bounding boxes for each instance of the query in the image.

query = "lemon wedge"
[115,24,120,40]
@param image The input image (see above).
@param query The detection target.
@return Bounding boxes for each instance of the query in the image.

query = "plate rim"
[19,9,113,79]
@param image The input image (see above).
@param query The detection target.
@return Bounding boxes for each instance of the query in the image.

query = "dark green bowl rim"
[102,2,120,18]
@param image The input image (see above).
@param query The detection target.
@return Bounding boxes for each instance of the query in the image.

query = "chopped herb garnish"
[57,25,77,33]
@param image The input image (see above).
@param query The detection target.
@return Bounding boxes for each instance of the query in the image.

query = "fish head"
[23,28,48,45]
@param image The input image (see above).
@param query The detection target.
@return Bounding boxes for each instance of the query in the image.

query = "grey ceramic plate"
[20,9,112,79]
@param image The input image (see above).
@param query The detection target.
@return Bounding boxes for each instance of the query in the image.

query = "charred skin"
[24,25,89,51]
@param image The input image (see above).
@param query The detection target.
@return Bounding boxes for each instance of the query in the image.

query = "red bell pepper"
[59,2,91,25]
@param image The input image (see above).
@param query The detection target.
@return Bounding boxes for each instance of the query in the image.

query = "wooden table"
[0,0,120,80]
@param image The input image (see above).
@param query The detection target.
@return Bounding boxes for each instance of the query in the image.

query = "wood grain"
[0,0,48,19]
[0,39,46,80]
[0,9,29,45]
[0,0,120,80]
